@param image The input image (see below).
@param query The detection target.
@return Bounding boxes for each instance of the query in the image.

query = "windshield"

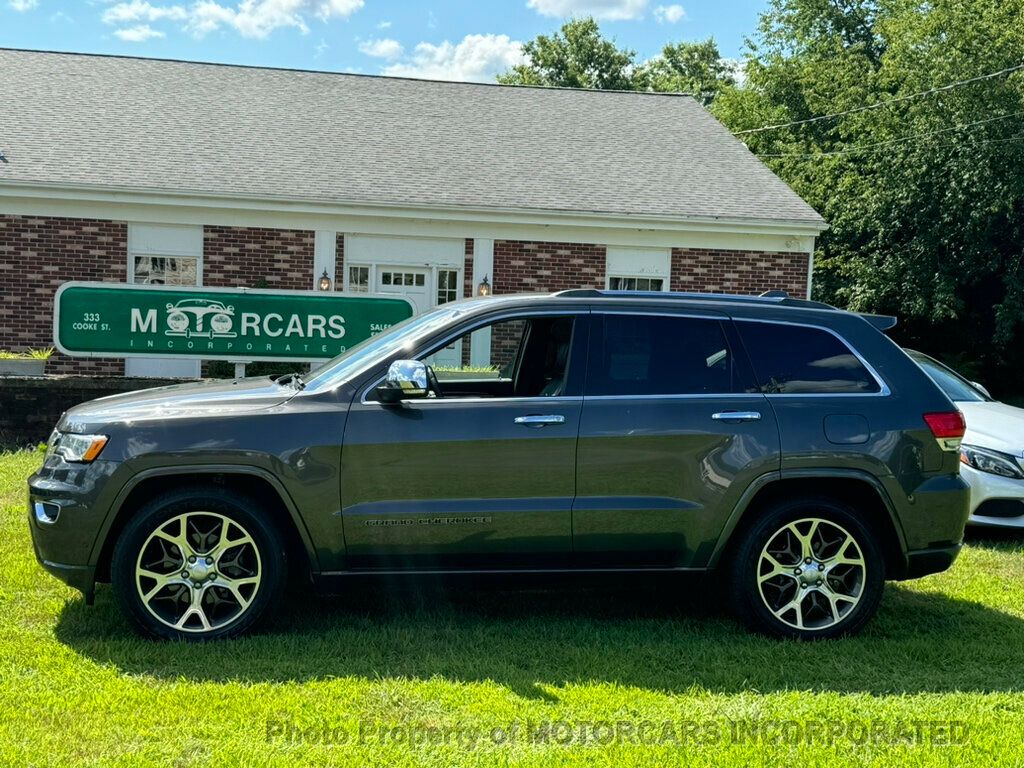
[302,304,471,391]
[910,352,990,403]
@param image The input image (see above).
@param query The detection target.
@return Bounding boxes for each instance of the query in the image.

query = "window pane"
[913,355,986,402]
[610,275,664,292]
[382,272,392,285]
[738,322,881,394]
[349,266,368,292]
[415,273,425,287]
[590,315,735,396]
[423,318,527,380]
[436,270,459,305]
[133,256,198,286]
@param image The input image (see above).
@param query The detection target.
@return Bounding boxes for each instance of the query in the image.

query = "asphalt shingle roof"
[0,49,824,226]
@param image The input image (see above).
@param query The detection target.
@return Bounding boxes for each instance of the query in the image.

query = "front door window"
[420,316,573,398]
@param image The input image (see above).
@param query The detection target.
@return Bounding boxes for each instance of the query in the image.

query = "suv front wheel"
[111,488,286,640]
[730,497,885,639]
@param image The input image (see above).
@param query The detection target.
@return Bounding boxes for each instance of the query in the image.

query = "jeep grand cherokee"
[28,290,970,640]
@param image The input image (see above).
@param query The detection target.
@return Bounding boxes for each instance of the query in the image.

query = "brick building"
[0,49,825,377]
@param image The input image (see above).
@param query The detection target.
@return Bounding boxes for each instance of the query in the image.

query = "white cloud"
[358,37,404,60]
[114,23,166,41]
[187,0,365,38]
[102,1,187,25]
[376,19,391,29]
[526,0,647,21]
[653,3,684,23]
[97,0,364,40]
[382,33,526,83]
[8,0,39,11]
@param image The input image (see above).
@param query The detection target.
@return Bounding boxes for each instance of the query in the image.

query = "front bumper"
[903,543,962,579]
[961,463,1024,528]
[27,458,118,600]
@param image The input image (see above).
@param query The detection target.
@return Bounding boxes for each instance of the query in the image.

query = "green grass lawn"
[3,449,1024,766]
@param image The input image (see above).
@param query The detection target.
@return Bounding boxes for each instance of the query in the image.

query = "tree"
[497,18,635,90]
[635,39,736,104]
[498,19,735,104]
[712,0,1024,388]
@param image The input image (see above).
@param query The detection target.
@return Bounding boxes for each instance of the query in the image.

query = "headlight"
[48,432,109,463]
[960,444,1024,479]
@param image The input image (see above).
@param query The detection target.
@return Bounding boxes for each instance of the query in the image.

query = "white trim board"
[345,234,465,268]
[0,182,824,254]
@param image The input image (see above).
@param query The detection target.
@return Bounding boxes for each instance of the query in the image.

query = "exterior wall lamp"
[318,269,332,292]
[477,276,491,297]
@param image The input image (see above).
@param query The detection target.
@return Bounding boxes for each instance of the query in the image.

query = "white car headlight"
[49,432,109,463]
[960,444,1024,480]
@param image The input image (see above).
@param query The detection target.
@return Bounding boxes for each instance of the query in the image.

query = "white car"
[909,350,1024,528]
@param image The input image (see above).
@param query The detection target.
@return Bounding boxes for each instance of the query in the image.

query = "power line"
[753,108,1024,157]
[757,128,1024,160]
[734,62,1024,136]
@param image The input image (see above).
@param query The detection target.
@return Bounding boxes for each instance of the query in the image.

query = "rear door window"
[588,314,747,396]
[736,322,881,394]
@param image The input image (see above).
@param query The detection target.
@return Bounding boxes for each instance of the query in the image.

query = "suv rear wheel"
[111,488,286,640]
[730,497,884,639]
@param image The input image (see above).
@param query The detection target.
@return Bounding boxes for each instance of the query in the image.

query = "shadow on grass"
[53,572,1024,697]
[965,525,1024,550]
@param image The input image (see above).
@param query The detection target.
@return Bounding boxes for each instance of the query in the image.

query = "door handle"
[514,414,566,426]
[711,411,762,422]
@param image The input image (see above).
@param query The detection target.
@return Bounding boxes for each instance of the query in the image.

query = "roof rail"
[552,288,832,309]
[551,288,897,329]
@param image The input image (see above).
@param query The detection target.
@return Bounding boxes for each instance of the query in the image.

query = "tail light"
[923,411,966,451]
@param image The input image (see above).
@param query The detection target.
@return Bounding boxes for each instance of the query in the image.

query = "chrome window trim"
[363,395,585,406]
[359,308,588,405]
[584,393,766,401]
[733,317,891,397]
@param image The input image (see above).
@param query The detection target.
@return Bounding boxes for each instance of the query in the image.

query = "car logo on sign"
[164,299,238,339]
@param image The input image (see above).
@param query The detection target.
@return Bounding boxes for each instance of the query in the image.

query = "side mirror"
[971,381,992,399]
[376,360,429,403]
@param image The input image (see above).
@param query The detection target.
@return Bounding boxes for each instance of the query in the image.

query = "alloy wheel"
[756,517,867,632]
[134,511,262,634]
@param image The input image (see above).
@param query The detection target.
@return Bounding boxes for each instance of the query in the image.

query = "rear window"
[737,322,881,394]
[588,314,746,396]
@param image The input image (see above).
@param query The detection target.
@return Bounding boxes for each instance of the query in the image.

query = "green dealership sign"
[54,282,415,362]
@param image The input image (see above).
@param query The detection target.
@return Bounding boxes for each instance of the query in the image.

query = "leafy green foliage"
[712,0,1024,389]
[498,18,735,104]
[634,39,737,104]
[497,18,635,90]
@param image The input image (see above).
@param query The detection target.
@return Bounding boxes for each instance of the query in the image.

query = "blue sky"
[0,1,767,81]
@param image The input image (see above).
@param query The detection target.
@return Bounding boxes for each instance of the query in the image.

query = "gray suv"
[28,290,970,641]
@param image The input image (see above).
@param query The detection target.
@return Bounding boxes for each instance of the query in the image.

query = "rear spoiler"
[859,313,898,332]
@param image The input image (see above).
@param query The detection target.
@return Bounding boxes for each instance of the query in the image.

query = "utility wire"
[734,62,1024,136]
[757,110,1024,158]
[757,128,1024,160]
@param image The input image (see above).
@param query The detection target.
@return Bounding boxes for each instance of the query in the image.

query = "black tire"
[729,496,885,640]
[111,487,287,641]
